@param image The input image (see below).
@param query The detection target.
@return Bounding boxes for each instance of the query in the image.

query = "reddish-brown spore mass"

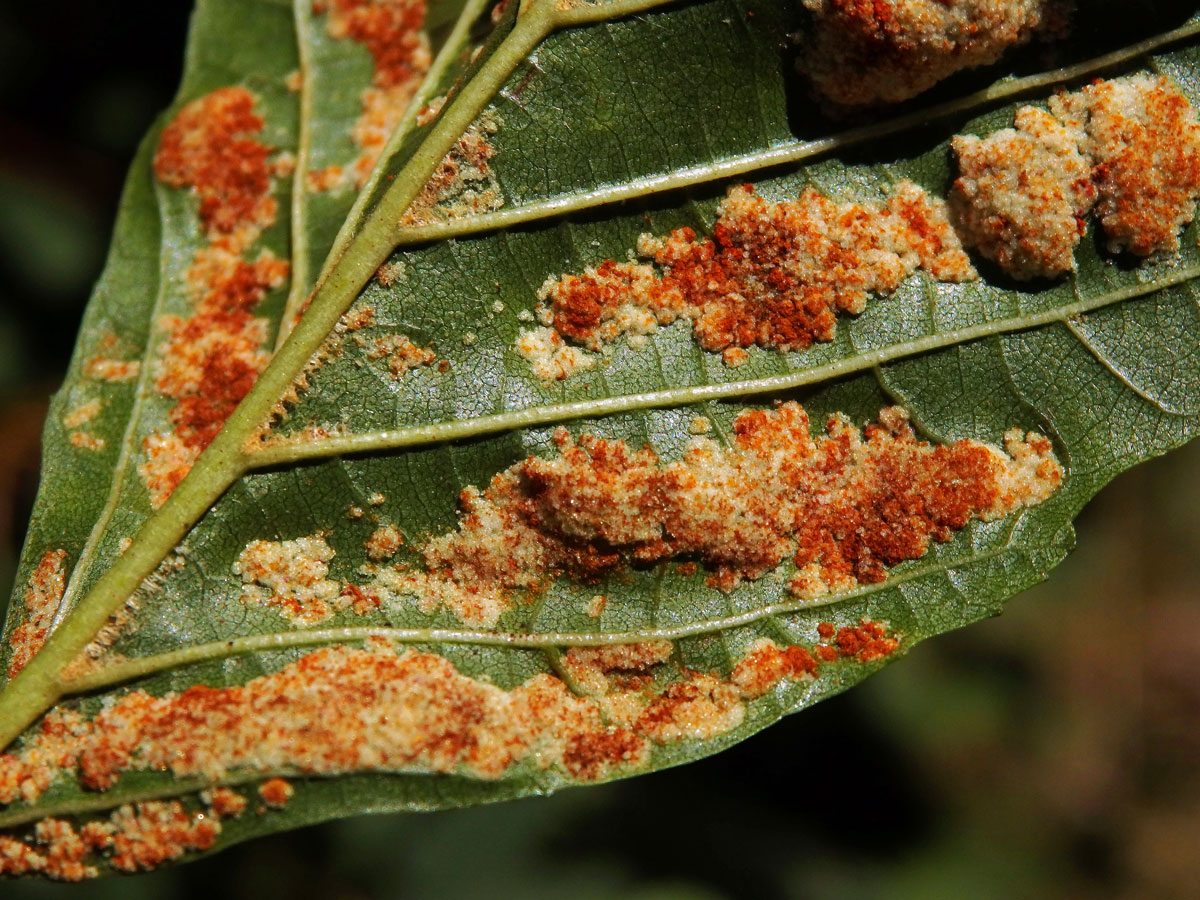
[154,87,276,237]
[953,75,1200,277]
[257,777,294,808]
[535,181,973,367]
[816,618,900,663]
[414,403,1061,621]
[798,0,1068,109]
[80,802,221,874]
[1051,74,1200,256]
[730,640,819,699]
[158,249,288,450]
[314,0,431,187]
[951,105,1097,279]
[202,787,247,819]
[0,622,908,876]
[143,87,288,507]
[323,0,427,90]
[7,549,68,679]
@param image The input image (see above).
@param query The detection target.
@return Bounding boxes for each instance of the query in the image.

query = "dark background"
[2,3,1200,897]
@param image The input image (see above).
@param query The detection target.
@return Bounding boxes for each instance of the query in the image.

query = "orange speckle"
[80,801,220,873]
[257,777,294,808]
[635,674,743,742]
[564,641,672,693]
[815,618,901,663]
[401,111,502,225]
[0,624,883,860]
[0,818,95,881]
[730,639,819,699]
[62,399,102,429]
[835,618,900,662]
[416,93,446,127]
[337,582,384,615]
[375,262,405,287]
[952,103,1099,278]
[366,333,436,377]
[585,594,607,618]
[138,431,199,509]
[306,164,345,192]
[365,524,404,560]
[562,729,647,780]
[201,787,247,819]
[234,536,341,625]
[83,356,140,383]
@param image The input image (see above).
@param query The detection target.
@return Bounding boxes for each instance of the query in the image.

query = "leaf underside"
[5,0,1200,876]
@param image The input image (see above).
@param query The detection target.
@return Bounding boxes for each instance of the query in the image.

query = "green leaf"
[4,0,1200,879]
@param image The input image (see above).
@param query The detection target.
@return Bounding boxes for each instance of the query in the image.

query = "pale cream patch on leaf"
[233,536,341,625]
[365,524,403,561]
[6,549,69,679]
[68,432,106,452]
[63,399,102,429]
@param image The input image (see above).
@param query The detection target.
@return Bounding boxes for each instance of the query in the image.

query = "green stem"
[276,0,317,343]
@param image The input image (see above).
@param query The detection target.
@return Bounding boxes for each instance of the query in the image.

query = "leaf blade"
[5,0,1200,878]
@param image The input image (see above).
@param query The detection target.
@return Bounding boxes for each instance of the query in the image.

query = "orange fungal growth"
[563,641,673,693]
[0,793,252,881]
[952,74,1200,276]
[830,618,900,662]
[234,536,342,625]
[79,801,221,874]
[797,0,1070,108]
[526,180,973,376]
[952,106,1097,279]
[62,399,101,429]
[201,787,247,819]
[7,549,69,679]
[634,674,744,743]
[365,333,436,377]
[365,524,404,560]
[257,777,294,809]
[315,0,431,188]
[153,87,278,238]
[83,357,140,383]
[0,819,96,881]
[68,432,105,452]
[0,623,916,873]
[0,645,644,800]
[401,111,503,224]
[380,402,1061,626]
[1050,74,1200,256]
[730,639,820,699]
[144,87,290,507]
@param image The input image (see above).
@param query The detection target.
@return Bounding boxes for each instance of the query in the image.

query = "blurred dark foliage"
[2,2,1199,897]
